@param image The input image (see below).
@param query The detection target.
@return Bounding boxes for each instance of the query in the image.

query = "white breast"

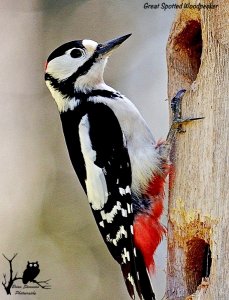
[88,88,162,194]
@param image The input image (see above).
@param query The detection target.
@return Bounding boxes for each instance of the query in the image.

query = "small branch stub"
[2,254,22,295]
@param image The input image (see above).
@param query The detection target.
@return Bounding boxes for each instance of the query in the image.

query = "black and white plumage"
[22,261,40,284]
[45,34,168,300]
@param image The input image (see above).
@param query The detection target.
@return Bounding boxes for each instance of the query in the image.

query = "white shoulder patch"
[79,114,108,210]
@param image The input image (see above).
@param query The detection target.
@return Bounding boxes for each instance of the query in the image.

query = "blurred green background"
[0,0,175,299]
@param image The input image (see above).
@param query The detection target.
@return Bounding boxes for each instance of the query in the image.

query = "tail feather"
[121,262,136,299]
[121,249,156,300]
[135,249,156,300]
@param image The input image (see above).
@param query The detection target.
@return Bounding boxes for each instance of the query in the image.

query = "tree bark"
[166,1,229,299]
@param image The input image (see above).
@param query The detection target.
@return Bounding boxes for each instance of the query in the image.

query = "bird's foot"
[166,89,204,143]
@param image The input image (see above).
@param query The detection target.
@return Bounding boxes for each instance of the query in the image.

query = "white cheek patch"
[82,39,98,53]
[47,55,84,80]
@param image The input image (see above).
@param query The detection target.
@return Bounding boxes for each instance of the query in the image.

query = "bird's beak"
[97,34,132,57]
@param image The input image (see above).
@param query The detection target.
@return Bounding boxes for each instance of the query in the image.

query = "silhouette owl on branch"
[2,254,51,295]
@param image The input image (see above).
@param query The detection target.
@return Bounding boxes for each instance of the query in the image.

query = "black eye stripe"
[70,48,83,58]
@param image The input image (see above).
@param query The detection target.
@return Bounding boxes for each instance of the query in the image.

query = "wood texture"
[166,1,229,299]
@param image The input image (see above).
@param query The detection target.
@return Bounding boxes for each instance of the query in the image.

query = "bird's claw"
[171,89,204,123]
[171,89,186,120]
[166,89,204,143]
[171,116,205,133]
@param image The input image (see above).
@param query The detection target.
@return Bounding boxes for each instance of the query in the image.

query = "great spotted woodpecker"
[44,34,192,300]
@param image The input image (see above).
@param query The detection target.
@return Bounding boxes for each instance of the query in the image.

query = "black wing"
[60,102,155,300]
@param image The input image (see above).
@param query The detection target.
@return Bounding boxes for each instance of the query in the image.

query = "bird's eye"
[70,48,83,58]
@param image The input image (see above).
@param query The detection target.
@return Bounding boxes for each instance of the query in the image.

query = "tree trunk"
[166,1,229,299]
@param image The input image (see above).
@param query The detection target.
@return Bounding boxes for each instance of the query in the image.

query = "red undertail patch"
[134,163,172,271]
[134,213,166,271]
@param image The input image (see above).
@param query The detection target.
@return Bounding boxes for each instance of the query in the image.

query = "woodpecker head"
[45,34,131,106]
